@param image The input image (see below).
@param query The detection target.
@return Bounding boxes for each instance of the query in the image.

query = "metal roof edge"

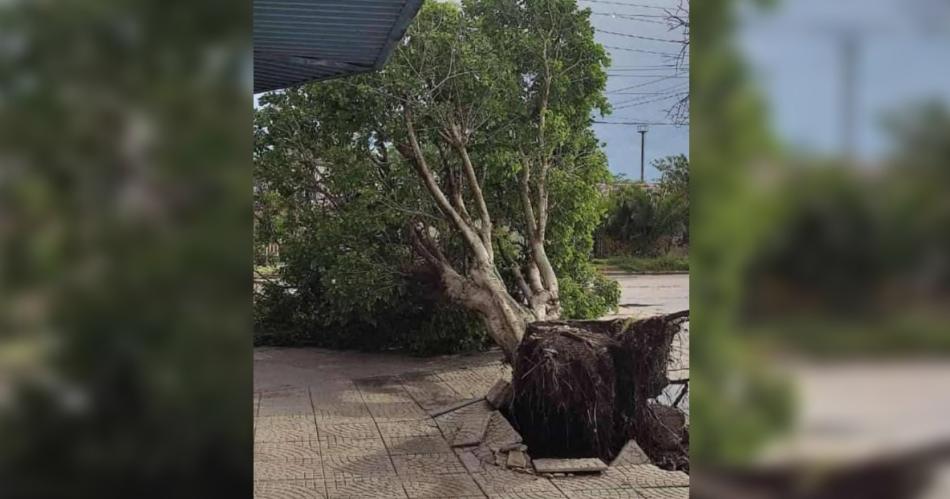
[374,0,425,69]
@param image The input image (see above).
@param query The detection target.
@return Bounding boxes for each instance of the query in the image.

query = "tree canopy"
[255,0,620,353]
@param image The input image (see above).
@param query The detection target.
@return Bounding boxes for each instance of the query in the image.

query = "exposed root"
[505,312,689,469]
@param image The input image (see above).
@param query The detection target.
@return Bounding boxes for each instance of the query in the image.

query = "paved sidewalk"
[254,273,690,498]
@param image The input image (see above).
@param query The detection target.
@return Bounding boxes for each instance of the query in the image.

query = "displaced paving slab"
[605,465,689,488]
[610,440,651,466]
[535,458,608,474]
[450,401,494,447]
[506,449,529,469]
[486,379,512,409]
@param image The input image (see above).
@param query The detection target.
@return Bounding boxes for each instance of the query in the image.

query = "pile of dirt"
[504,312,688,468]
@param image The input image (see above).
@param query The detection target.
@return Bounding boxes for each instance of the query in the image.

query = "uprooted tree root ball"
[505,312,689,470]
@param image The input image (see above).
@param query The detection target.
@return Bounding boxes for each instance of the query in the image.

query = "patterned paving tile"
[402,378,465,412]
[256,420,321,443]
[317,422,381,440]
[450,401,494,447]
[434,409,464,438]
[490,494,568,499]
[256,441,323,461]
[255,348,685,499]
[259,405,314,417]
[549,473,636,492]
[377,420,441,438]
[392,453,468,476]
[258,389,314,416]
[317,436,387,456]
[472,467,564,497]
[254,479,327,499]
[604,465,689,488]
[255,459,325,481]
[610,441,651,466]
[454,449,486,474]
[400,473,485,498]
[260,388,311,400]
[313,389,364,405]
[560,489,644,499]
[313,403,374,424]
[325,476,408,499]
[386,435,454,455]
[637,487,688,499]
[323,454,397,479]
[366,402,429,422]
[481,411,522,450]
[256,415,319,431]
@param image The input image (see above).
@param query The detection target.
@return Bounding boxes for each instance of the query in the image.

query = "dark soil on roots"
[501,312,689,471]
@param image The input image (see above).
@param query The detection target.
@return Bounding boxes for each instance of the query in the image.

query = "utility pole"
[637,125,648,182]
[839,31,859,161]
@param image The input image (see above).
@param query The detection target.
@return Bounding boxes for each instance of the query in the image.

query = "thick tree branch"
[519,158,538,241]
[400,109,489,263]
[448,124,493,257]
[435,141,473,225]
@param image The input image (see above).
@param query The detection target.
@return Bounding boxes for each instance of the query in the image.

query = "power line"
[606,74,687,77]
[607,74,681,93]
[609,64,684,69]
[593,120,683,126]
[612,85,687,94]
[589,11,668,18]
[596,28,683,44]
[602,44,678,56]
[589,11,667,24]
[607,91,677,95]
[613,92,685,110]
[579,0,669,11]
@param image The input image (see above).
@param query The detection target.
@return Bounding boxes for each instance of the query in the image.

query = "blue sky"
[584,0,690,181]
[738,0,950,161]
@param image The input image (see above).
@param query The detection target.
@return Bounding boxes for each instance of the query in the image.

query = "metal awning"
[254,0,423,93]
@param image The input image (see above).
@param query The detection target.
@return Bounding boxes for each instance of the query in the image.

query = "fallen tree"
[508,312,689,466]
[255,0,686,463]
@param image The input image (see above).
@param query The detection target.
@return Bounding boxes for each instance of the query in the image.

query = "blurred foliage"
[595,255,689,273]
[0,0,250,497]
[253,0,619,354]
[690,0,795,465]
[693,0,950,466]
[742,102,950,355]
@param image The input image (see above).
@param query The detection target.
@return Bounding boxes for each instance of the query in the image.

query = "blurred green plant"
[741,102,950,355]
[0,0,250,496]
[690,0,794,464]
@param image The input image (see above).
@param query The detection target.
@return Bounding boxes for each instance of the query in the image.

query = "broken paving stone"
[485,379,512,409]
[499,442,527,453]
[533,458,608,474]
[426,397,483,418]
[482,411,522,450]
[611,439,651,466]
[450,401,493,447]
[455,449,484,473]
[506,449,528,469]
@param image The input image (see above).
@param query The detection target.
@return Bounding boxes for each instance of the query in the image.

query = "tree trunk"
[440,263,535,359]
